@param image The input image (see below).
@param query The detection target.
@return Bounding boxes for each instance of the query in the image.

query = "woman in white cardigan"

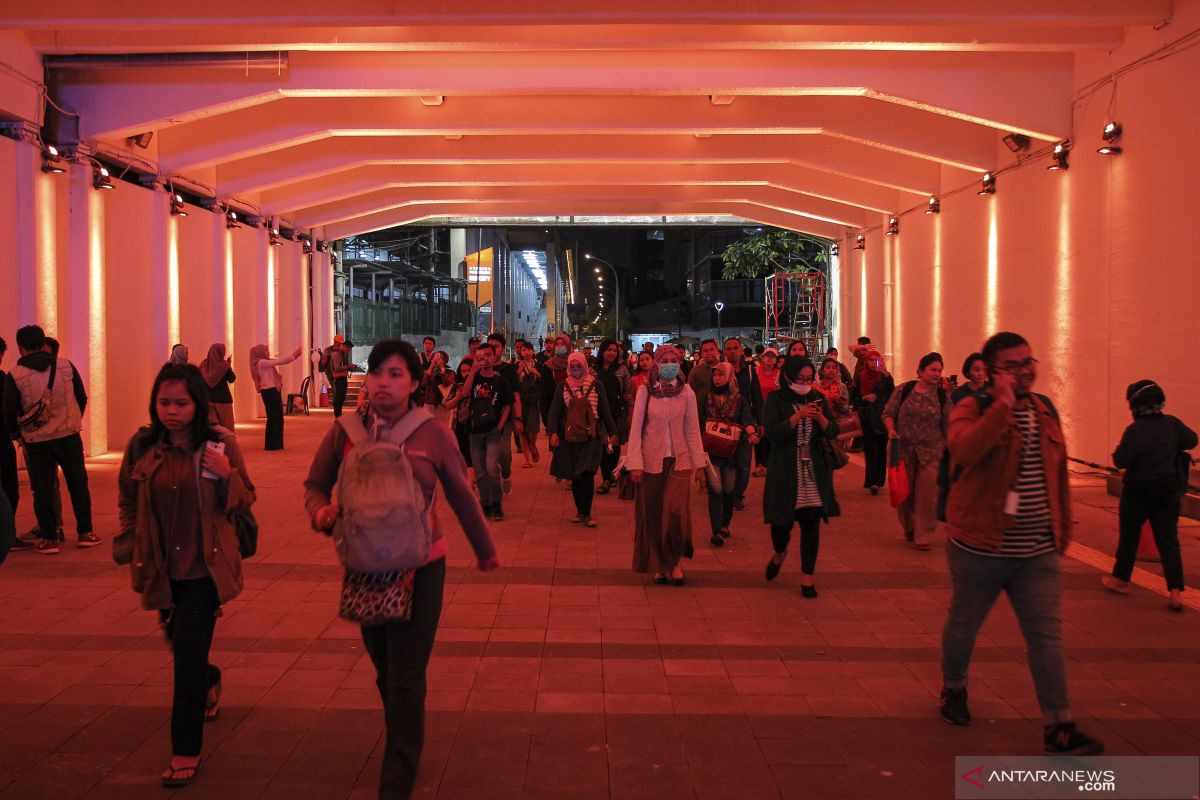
[626,345,707,585]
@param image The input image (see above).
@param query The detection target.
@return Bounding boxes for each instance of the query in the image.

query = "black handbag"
[817,436,849,470]
[234,509,259,558]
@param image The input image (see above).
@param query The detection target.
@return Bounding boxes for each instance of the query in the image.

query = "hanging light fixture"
[978,173,996,195]
[1098,122,1122,155]
[269,226,283,246]
[886,216,899,236]
[853,234,865,251]
[830,242,839,256]
[226,209,241,229]
[42,145,67,174]
[170,193,188,216]
[1047,142,1070,171]
[925,196,940,214]
[92,165,114,190]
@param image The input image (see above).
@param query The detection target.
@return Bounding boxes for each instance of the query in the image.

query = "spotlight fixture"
[41,145,67,174]
[92,165,114,190]
[226,210,241,229]
[886,216,899,236]
[1002,133,1032,153]
[170,193,188,217]
[1098,122,1122,155]
[925,196,940,215]
[316,240,329,253]
[830,243,839,257]
[853,235,865,251]
[127,132,154,149]
[301,237,313,255]
[1047,142,1070,171]
[269,227,283,246]
[978,173,996,195]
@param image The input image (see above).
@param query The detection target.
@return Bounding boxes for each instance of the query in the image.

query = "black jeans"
[261,388,284,450]
[333,376,349,417]
[0,436,18,513]
[23,433,91,540]
[361,558,446,800]
[862,429,888,488]
[572,470,597,517]
[706,461,737,536]
[1114,482,1185,591]
[754,437,771,468]
[770,507,823,575]
[159,577,221,758]
[600,444,620,484]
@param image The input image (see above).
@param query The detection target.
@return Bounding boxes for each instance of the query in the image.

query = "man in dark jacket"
[2,325,97,554]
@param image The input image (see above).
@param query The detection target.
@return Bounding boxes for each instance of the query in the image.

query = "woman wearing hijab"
[199,344,236,431]
[851,349,895,494]
[752,348,781,476]
[762,356,840,597]
[248,344,302,451]
[626,345,706,585]
[700,362,757,547]
[169,344,189,365]
[548,352,618,527]
[1104,381,1197,611]
[538,334,573,427]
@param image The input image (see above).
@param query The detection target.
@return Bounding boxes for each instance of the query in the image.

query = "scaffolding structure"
[764,270,829,356]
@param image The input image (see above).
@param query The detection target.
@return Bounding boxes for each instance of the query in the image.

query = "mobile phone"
[201,440,225,480]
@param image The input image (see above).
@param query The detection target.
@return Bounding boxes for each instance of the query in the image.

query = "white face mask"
[789,380,812,395]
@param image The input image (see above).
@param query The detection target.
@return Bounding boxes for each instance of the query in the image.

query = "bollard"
[1135,521,1160,562]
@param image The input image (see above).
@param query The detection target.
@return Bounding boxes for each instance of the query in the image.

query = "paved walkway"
[1,410,1197,799]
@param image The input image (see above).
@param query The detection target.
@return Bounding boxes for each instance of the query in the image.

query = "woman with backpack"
[762,356,839,597]
[114,363,255,788]
[304,339,500,799]
[548,352,617,527]
[700,362,757,547]
[627,345,706,585]
[851,349,895,494]
[883,352,951,551]
[1103,380,1197,611]
[595,339,633,494]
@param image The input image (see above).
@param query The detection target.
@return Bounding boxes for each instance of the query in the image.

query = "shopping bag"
[887,442,910,508]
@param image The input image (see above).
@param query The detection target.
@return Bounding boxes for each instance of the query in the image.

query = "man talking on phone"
[937,331,1103,756]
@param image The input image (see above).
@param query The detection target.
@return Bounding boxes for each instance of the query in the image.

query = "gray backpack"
[332,409,434,572]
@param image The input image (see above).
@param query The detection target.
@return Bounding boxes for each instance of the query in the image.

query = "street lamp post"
[714,300,725,344]
[585,253,621,344]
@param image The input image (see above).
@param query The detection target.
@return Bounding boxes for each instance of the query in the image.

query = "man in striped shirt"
[937,332,1103,756]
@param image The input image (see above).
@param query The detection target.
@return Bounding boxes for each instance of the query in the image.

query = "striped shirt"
[953,404,1056,558]
[794,407,823,509]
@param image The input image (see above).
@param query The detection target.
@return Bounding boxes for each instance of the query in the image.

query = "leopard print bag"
[339,569,415,626]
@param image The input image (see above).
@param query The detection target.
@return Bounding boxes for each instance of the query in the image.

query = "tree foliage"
[721,229,830,279]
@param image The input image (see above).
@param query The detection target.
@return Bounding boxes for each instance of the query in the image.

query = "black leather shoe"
[710,535,724,547]
[800,584,818,599]
[765,558,782,581]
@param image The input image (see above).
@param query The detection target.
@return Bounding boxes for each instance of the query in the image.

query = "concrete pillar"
[11,141,55,326]
[149,191,173,359]
[64,165,106,455]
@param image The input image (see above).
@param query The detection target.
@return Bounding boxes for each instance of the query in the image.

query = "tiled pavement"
[1,410,1198,799]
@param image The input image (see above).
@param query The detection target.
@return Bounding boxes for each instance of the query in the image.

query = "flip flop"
[204,683,221,722]
[162,759,202,788]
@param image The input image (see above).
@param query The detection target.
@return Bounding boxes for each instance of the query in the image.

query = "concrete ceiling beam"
[216,134,947,197]
[3,0,1169,28]
[257,162,902,217]
[155,95,997,174]
[64,49,1070,141]
[290,185,871,229]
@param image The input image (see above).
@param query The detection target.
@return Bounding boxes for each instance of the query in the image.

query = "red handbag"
[702,419,743,459]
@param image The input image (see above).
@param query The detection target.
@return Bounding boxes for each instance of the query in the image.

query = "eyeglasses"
[996,357,1039,374]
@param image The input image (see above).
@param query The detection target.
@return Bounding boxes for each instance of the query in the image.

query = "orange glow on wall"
[224,231,235,350]
[1055,171,1073,422]
[168,216,180,345]
[267,245,278,354]
[859,251,867,338]
[932,213,943,347]
[986,201,999,334]
[35,173,57,330]
[892,233,902,370]
[87,189,107,454]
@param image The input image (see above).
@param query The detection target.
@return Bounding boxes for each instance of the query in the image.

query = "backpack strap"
[337,412,371,446]
[899,380,916,405]
[387,406,434,446]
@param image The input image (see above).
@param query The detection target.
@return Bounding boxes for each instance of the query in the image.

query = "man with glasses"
[938,332,1103,756]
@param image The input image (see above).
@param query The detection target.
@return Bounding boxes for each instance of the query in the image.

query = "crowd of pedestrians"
[1,322,1197,797]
